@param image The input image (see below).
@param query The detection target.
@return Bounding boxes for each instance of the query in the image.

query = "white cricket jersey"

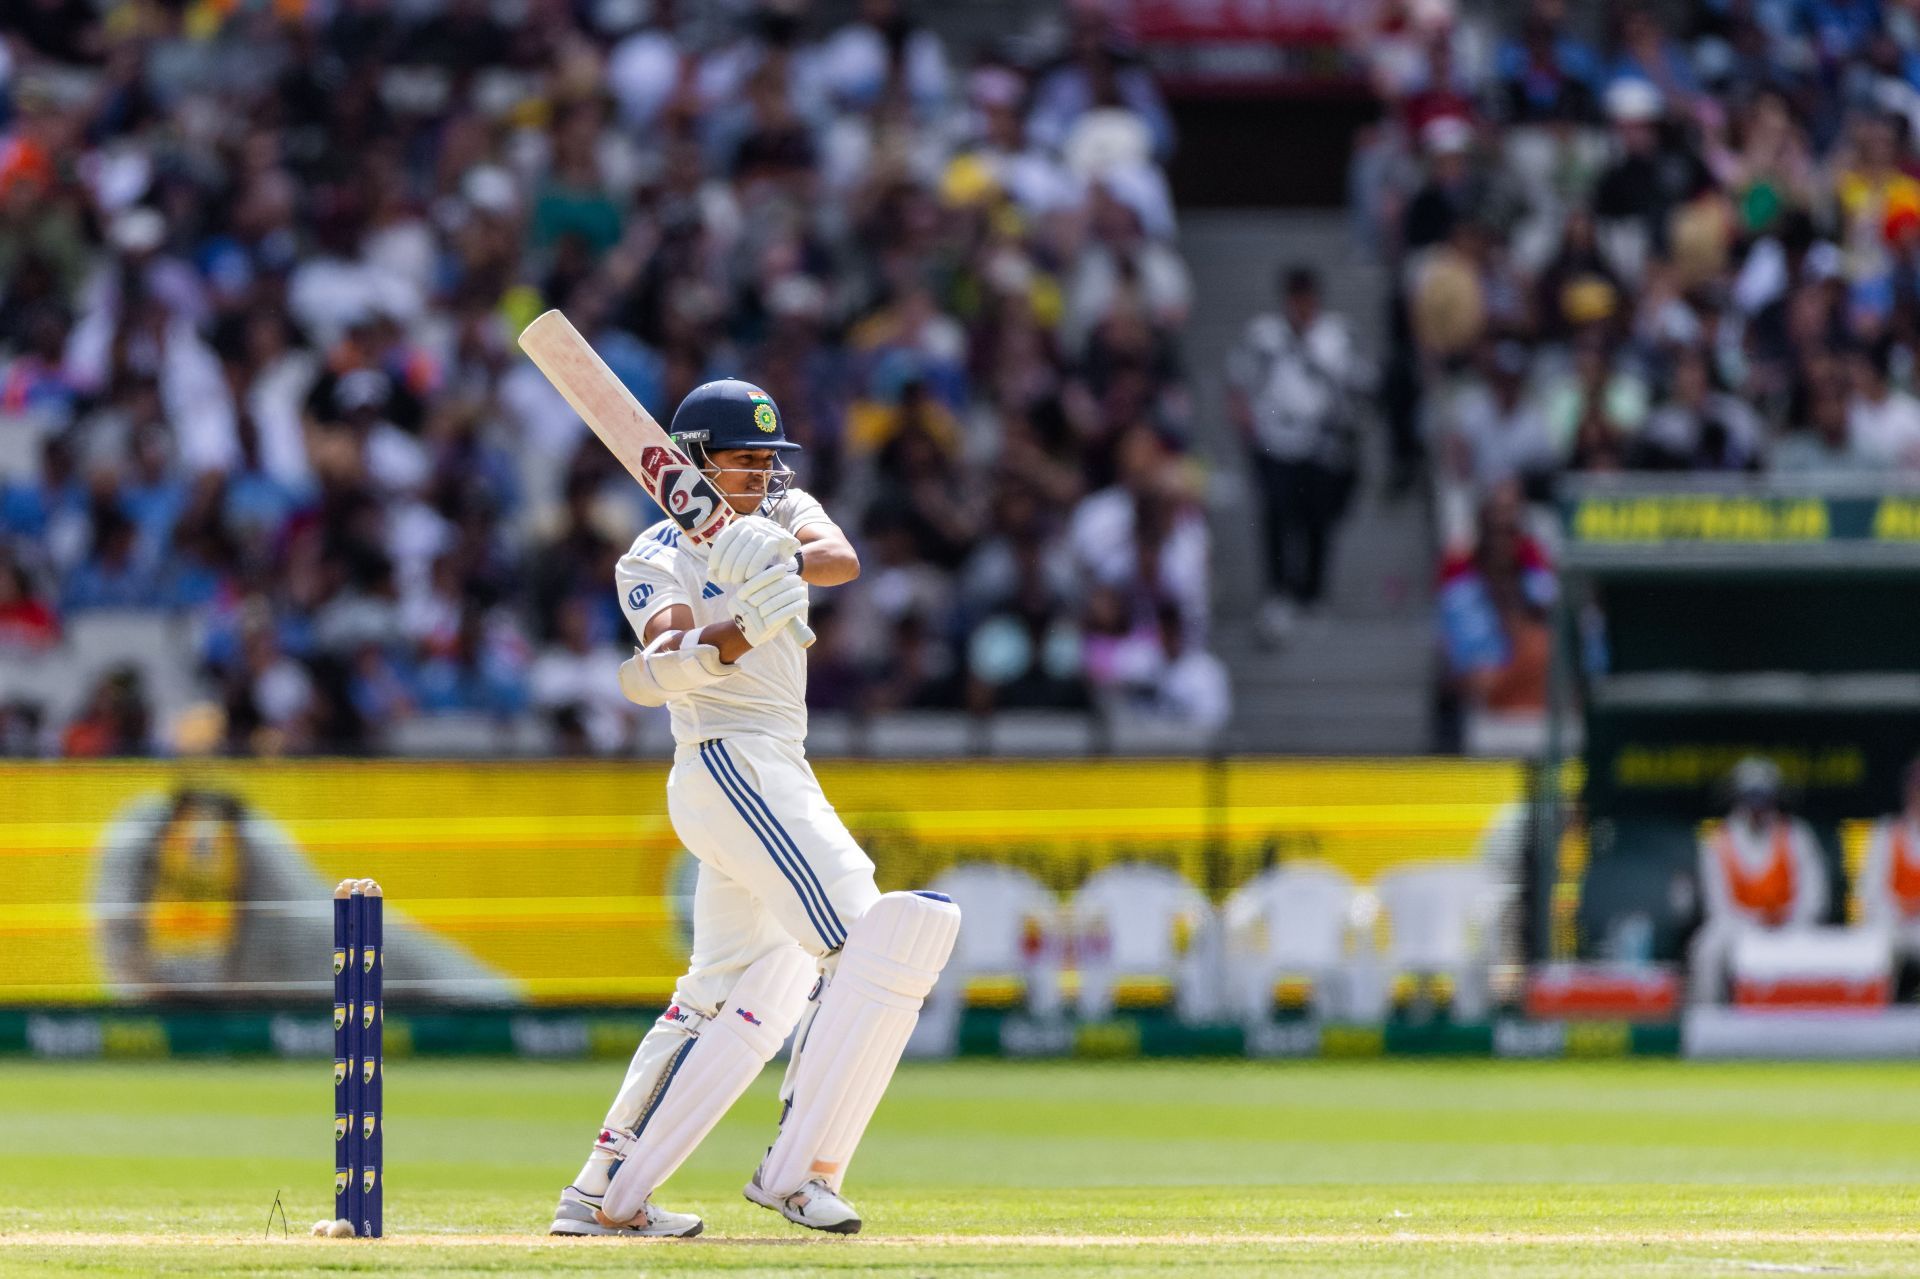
[615,487,833,746]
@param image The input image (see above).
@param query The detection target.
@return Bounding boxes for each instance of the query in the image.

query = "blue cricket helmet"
[668,379,802,454]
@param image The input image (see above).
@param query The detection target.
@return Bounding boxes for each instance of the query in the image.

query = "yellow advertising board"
[0,757,1524,1007]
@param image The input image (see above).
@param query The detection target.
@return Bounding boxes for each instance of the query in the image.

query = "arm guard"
[617,630,736,707]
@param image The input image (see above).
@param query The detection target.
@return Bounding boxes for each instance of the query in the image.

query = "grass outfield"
[2,1058,1919,1276]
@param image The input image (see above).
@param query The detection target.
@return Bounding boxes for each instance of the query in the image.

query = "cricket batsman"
[548,379,961,1238]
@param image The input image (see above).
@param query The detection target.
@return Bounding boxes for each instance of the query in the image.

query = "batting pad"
[759,891,961,1196]
[600,945,813,1224]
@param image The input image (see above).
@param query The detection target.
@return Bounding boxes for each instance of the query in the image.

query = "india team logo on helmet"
[750,392,777,433]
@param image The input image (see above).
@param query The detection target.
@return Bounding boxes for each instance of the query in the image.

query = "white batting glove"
[709,515,800,586]
[732,562,810,648]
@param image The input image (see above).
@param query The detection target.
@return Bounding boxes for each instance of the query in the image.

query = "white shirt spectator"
[1449,383,1558,491]
[247,347,319,490]
[1229,312,1363,462]
[817,21,949,114]
[1161,647,1231,732]
[1068,487,1209,633]
[1064,242,1191,352]
[163,319,239,475]
[529,640,635,754]
[254,656,316,728]
[607,27,685,129]
[1849,388,1920,467]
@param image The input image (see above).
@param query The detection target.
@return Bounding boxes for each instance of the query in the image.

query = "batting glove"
[710,516,800,586]
[732,562,810,648]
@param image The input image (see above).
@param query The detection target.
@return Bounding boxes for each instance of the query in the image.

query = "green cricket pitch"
[2,1057,1918,1276]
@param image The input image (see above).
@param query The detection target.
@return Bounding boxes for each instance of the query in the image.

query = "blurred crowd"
[1352,0,1920,749]
[0,0,1221,757]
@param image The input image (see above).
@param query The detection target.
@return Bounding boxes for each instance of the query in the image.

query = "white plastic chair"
[1222,862,1357,1022]
[902,862,1061,1058]
[1069,863,1218,1022]
[926,862,1062,1017]
[1371,861,1497,1020]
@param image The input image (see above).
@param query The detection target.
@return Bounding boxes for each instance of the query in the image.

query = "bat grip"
[790,619,816,648]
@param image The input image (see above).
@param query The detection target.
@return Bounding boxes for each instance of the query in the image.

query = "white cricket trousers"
[666,735,881,1012]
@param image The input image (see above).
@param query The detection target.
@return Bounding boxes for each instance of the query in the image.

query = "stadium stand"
[0,0,1209,756]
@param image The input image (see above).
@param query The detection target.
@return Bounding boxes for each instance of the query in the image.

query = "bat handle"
[791,619,816,648]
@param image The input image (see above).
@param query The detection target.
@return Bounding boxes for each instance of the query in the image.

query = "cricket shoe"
[548,1186,702,1238]
[743,1173,861,1234]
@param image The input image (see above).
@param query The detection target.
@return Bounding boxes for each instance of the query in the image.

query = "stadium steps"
[1179,210,1435,754]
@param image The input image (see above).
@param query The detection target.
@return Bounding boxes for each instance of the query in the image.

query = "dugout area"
[1541,477,1920,962]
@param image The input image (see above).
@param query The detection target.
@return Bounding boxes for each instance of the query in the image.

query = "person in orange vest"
[1687,757,1829,1004]
[1858,759,1920,985]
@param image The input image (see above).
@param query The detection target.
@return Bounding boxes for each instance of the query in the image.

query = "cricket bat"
[517,309,814,646]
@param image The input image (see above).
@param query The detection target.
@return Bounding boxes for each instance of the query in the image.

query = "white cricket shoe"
[548,1186,702,1238]
[744,1174,862,1234]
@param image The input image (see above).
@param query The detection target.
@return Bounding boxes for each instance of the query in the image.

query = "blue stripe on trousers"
[698,742,839,947]
[711,740,845,947]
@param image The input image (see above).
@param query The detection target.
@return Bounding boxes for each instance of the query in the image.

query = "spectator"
[1068,425,1208,637]
[226,624,320,755]
[1443,340,1558,498]
[1834,113,1920,285]
[62,505,159,613]
[1403,116,1481,253]
[1637,345,1762,470]
[1027,4,1175,162]
[1495,0,1600,125]
[1228,266,1367,643]
[1154,601,1231,734]
[1773,374,1869,472]
[61,667,150,758]
[0,700,44,757]
[1591,80,1706,281]
[1846,339,1920,466]
[1437,488,1555,752]
[528,597,638,755]
[0,557,57,651]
